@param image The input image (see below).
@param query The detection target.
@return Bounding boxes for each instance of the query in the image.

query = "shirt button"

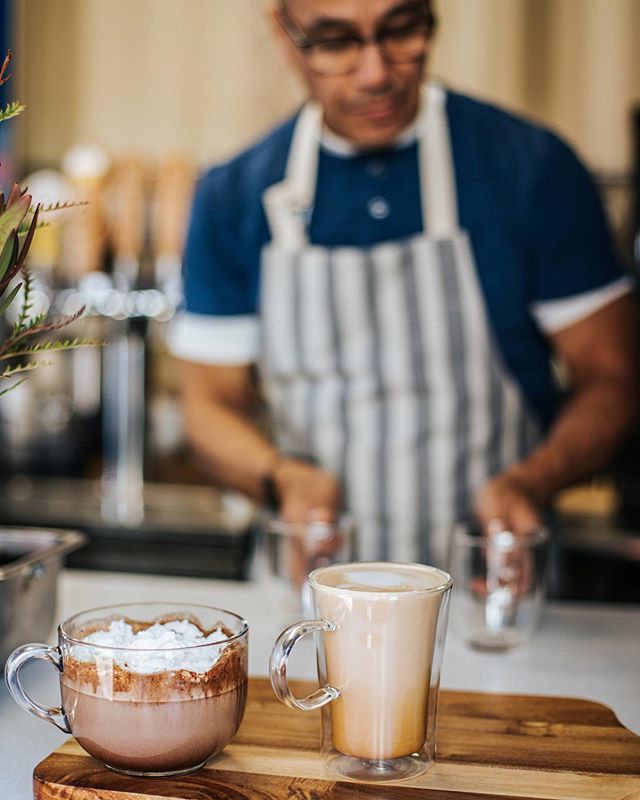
[367,158,385,177]
[368,197,390,220]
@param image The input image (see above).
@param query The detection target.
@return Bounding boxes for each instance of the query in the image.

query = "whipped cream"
[74,619,232,674]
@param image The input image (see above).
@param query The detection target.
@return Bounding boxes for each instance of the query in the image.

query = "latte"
[312,563,449,761]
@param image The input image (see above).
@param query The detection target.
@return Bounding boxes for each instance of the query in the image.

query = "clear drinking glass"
[4,603,248,776]
[449,522,548,650]
[259,513,355,615]
[270,562,452,783]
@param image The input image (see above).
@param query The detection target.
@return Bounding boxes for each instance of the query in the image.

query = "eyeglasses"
[278,3,435,77]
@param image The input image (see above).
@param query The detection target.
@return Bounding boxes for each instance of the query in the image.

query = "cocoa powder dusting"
[62,616,247,702]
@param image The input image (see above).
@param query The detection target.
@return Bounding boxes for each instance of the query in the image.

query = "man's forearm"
[505,376,637,505]
[183,398,277,502]
[183,397,343,521]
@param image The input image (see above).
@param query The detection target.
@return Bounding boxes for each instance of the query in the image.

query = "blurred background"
[0,0,639,598]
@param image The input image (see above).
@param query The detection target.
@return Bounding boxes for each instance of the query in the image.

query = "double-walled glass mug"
[449,522,548,650]
[270,562,452,783]
[4,603,248,776]
[259,513,355,617]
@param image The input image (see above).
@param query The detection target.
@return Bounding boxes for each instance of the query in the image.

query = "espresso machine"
[0,147,255,579]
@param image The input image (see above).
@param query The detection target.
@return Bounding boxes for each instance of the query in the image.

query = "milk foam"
[317,563,448,593]
[74,619,231,674]
[340,570,409,590]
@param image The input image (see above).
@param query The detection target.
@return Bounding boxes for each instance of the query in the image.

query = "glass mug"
[259,513,355,617]
[4,603,249,776]
[270,562,452,783]
[449,522,549,650]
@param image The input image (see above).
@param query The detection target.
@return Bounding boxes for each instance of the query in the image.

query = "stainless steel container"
[0,528,86,664]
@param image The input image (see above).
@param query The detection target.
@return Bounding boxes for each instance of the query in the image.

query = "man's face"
[275,0,431,149]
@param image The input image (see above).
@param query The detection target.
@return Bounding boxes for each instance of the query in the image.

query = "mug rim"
[58,602,249,652]
[263,512,354,538]
[308,561,452,597]
[453,522,549,548]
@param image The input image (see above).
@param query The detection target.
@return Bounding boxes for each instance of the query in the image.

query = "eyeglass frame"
[277,1,437,76]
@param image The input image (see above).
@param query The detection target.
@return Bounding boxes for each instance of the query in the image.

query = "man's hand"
[476,295,637,538]
[273,459,342,524]
[474,473,542,535]
[472,474,541,602]
[270,459,343,587]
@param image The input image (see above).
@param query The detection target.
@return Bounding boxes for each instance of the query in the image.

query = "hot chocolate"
[60,616,248,774]
[312,563,448,761]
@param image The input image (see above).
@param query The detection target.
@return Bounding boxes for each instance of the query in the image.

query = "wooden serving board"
[34,678,640,800]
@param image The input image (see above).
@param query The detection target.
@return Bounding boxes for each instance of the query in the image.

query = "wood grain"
[33,678,640,800]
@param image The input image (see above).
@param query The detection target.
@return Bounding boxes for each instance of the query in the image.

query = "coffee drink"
[60,616,247,773]
[270,562,451,782]
[313,563,448,761]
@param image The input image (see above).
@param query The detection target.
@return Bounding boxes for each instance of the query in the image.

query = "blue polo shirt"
[175,89,629,427]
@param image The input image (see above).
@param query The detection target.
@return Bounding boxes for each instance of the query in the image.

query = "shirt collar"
[320,120,418,158]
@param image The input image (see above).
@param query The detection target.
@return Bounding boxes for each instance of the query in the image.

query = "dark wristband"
[260,451,318,512]
[262,472,280,512]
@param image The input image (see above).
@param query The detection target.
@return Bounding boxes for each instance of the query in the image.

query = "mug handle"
[4,643,71,733]
[270,619,340,711]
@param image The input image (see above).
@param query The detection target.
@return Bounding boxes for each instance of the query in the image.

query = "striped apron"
[260,84,541,567]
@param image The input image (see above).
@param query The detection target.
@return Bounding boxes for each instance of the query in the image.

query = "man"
[169,0,637,565]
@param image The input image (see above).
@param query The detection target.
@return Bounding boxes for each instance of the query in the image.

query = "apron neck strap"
[419,83,459,237]
[285,101,323,213]
[265,83,459,245]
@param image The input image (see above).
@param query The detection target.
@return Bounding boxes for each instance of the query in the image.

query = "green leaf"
[0,360,52,379]
[18,220,50,236]
[0,305,87,356]
[20,310,46,332]
[0,192,29,253]
[0,337,106,360]
[0,228,17,281]
[15,204,40,270]
[8,309,45,343]
[0,376,27,398]
[29,200,88,214]
[0,100,25,124]
[13,266,33,333]
[0,281,21,315]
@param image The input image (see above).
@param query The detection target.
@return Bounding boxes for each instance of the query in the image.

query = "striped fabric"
[259,86,541,567]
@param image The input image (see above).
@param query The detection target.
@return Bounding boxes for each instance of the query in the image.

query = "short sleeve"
[167,168,261,365]
[182,169,257,317]
[526,135,625,306]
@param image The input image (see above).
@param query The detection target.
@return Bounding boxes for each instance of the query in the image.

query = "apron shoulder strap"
[263,102,323,249]
[263,86,460,246]
[419,84,460,237]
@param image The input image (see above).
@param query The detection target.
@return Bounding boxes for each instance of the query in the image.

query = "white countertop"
[2,569,639,799]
